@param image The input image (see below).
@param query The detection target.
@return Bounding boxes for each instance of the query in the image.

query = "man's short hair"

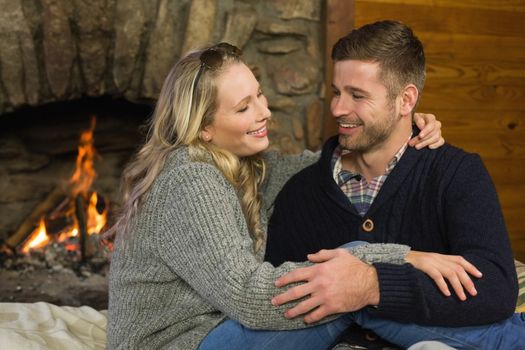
[332,20,426,101]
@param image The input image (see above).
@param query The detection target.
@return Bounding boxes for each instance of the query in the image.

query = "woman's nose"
[257,97,271,121]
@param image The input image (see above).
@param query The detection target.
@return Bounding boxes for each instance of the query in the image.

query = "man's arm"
[371,153,517,326]
[272,249,380,323]
[272,153,517,326]
[271,248,482,324]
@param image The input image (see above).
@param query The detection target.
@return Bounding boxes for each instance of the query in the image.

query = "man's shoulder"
[409,142,482,167]
[400,143,489,187]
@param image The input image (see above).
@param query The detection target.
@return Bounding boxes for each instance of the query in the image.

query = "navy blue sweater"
[265,136,517,326]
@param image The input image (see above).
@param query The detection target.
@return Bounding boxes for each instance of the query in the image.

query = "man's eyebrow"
[331,83,369,95]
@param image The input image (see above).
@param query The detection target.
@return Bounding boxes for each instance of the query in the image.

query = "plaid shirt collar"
[331,137,411,183]
[331,136,411,216]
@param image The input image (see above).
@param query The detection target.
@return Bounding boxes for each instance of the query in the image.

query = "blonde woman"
[107,43,497,350]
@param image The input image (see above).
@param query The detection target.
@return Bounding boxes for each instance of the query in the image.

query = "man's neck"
[341,125,412,182]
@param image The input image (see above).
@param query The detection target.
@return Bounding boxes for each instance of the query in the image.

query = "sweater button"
[362,218,374,232]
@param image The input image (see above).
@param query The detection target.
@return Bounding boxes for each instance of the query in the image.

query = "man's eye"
[352,93,363,99]
[238,106,248,113]
[332,90,341,96]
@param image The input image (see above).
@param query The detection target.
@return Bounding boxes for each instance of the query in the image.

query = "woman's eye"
[332,90,341,96]
[352,93,363,100]
[238,106,248,113]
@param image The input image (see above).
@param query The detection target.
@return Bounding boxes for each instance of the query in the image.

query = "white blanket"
[0,302,107,350]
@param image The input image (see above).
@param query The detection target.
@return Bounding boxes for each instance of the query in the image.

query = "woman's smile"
[247,125,268,137]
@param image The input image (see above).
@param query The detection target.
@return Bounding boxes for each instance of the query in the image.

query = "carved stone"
[266,53,320,95]
[42,0,74,99]
[113,0,157,93]
[0,0,39,106]
[269,0,321,21]
[73,0,114,96]
[292,116,304,141]
[182,0,217,53]
[256,18,308,36]
[268,95,297,111]
[142,0,185,99]
[221,5,258,49]
[257,37,303,54]
[306,99,323,150]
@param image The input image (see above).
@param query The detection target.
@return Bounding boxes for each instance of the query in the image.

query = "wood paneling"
[323,0,355,140]
[358,0,525,12]
[325,0,525,261]
[421,33,525,63]
[355,2,525,37]
[422,84,525,111]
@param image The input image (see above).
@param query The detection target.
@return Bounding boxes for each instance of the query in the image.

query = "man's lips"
[338,121,362,135]
[338,122,362,128]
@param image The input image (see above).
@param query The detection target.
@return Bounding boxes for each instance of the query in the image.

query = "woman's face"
[202,63,271,157]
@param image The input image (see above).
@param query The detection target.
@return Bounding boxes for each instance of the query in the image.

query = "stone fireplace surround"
[0,0,324,240]
[0,0,324,308]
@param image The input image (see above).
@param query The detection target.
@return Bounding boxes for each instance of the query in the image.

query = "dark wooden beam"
[323,0,355,141]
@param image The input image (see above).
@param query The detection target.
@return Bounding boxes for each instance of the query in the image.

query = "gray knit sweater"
[107,147,410,350]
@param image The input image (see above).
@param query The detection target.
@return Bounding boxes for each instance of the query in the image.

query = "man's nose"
[331,95,350,118]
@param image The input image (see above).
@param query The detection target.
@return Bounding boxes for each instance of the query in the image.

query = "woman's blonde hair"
[109,44,266,252]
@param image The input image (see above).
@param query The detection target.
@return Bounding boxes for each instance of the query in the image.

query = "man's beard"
[339,110,399,153]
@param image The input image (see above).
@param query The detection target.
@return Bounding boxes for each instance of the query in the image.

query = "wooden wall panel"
[355,2,525,37]
[358,0,525,12]
[325,0,525,260]
[323,0,356,140]
[421,33,525,63]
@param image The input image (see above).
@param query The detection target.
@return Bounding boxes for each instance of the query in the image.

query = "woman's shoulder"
[154,147,231,199]
[164,147,222,177]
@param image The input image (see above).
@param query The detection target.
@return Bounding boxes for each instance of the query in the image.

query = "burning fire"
[21,117,108,255]
[21,218,49,253]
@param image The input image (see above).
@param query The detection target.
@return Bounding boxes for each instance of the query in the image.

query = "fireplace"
[0,0,325,310]
[0,97,152,309]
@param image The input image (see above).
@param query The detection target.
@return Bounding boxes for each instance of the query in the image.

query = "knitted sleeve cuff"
[346,243,410,265]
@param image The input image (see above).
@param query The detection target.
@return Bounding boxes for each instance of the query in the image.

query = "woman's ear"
[400,84,419,116]
[200,127,214,142]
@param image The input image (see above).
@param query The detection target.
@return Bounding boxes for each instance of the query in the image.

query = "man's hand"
[271,248,380,323]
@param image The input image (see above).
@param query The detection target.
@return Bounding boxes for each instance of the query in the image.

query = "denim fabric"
[199,312,525,350]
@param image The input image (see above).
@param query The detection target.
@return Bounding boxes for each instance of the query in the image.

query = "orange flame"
[21,218,50,254]
[69,117,97,197]
[20,116,109,254]
[87,192,107,234]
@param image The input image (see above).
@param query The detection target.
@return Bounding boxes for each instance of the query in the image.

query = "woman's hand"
[405,251,482,301]
[409,113,444,149]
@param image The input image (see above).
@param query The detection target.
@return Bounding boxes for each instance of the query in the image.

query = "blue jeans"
[199,241,525,349]
[198,312,525,350]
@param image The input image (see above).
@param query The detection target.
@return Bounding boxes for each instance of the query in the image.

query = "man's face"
[330,60,400,152]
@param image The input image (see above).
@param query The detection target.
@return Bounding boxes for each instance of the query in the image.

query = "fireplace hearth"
[0,96,152,309]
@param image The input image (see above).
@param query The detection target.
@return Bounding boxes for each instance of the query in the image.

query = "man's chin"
[338,134,357,150]
[339,135,373,153]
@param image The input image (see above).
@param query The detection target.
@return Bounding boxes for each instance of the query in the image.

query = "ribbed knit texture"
[266,136,518,327]
[107,147,413,349]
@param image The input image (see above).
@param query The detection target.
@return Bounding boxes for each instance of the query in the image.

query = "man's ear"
[400,84,419,116]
